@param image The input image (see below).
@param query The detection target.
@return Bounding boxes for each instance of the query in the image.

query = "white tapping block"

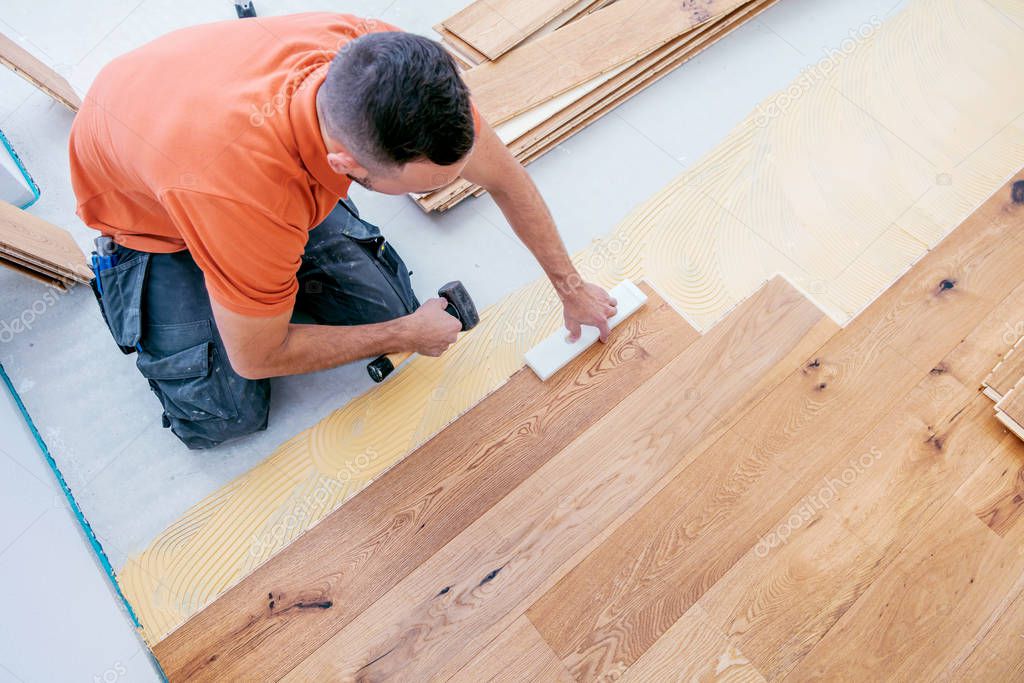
[525,279,648,381]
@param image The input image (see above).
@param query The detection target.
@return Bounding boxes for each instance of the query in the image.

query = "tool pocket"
[135,320,239,423]
[94,249,150,352]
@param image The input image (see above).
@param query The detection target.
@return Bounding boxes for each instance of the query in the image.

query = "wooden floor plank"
[956,433,1024,543]
[528,335,918,679]
[526,174,1024,680]
[280,277,832,681]
[995,379,1024,437]
[620,603,766,683]
[441,0,582,61]
[0,200,91,282]
[699,385,1005,678]
[982,333,1024,401]
[154,288,699,681]
[0,31,80,111]
[450,615,573,682]
[951,587,1024,681]
[786,498,1024,681]
[463,0,749,126]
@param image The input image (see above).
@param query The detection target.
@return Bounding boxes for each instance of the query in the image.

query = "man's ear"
[326,148,366,177]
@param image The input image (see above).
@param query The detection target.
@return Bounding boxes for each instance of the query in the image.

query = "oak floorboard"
[699,384,1005,679]
[786,498,1024,681]
[154,288,698,681]
[528,335,918,679]
[281,277,831,681]
[982,333,1024,400]
[951,587,1024,681]
[620,603,766,683]
[527,172,1024,680]
[449,615,573,682]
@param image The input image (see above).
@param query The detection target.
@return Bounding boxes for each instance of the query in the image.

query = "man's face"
[347,156,470,196]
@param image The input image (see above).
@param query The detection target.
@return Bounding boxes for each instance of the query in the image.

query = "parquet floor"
[156,172,1024,681]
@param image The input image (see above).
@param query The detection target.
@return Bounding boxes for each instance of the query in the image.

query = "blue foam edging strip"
[0,362,142,628]
[0,128,42,209]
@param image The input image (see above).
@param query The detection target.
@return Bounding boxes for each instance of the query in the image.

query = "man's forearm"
[244,317,412,379]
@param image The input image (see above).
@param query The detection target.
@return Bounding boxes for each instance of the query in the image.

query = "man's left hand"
[560,280,617,343]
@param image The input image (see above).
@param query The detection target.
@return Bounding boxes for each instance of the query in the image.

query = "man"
[70,13,616,449]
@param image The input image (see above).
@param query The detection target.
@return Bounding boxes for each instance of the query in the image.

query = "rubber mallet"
[367,280,480,382]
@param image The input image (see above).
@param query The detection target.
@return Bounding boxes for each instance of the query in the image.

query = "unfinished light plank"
[0,201,90,283]
[442,0,584,61]
[463,0,749,126]
[450,616,573,682]
[787,499,1024,680]
[154,287,699,682]
[0,32,79,111]
[281,278,832,681]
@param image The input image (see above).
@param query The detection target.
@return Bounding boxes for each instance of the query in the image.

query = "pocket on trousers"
[97,251,150,349]
[136,322,238,422]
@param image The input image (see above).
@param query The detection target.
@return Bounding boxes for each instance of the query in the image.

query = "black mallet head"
[438,280,479,331]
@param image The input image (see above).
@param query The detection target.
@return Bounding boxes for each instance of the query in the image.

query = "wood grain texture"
[982,334,1024,401]
[450,616,573,682]
[462,0,748,126]
[0,32,80,111]
[154,287,699,682]
[528,171,1024,679]
[956,433,1024,541]
[528,333,917,678]
[0,201,91,282]
[996,377,1024,438]
[620,603,766,683]
[951,587,1024,681]
[701,384,1005,678]
[281,277,832,681]
[787,498,1024,681]
[442,0,582,60]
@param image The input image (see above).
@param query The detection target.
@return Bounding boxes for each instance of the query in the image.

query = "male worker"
[70,12,616,449]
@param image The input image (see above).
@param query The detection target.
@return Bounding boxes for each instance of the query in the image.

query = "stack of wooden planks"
[983,333,1024,441]
[417,0,775,212]
[0,200,91,289]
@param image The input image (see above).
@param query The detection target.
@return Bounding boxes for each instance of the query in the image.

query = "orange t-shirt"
[70,13,400,317]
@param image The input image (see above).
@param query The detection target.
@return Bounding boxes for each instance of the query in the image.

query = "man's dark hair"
[320,32,475,168]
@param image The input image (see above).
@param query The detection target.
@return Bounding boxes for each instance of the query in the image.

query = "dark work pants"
[93,199,419,449]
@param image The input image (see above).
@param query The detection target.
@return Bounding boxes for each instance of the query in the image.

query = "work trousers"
[92,198,419,449]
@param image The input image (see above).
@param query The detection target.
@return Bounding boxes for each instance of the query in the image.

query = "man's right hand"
[405,297,462,356]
